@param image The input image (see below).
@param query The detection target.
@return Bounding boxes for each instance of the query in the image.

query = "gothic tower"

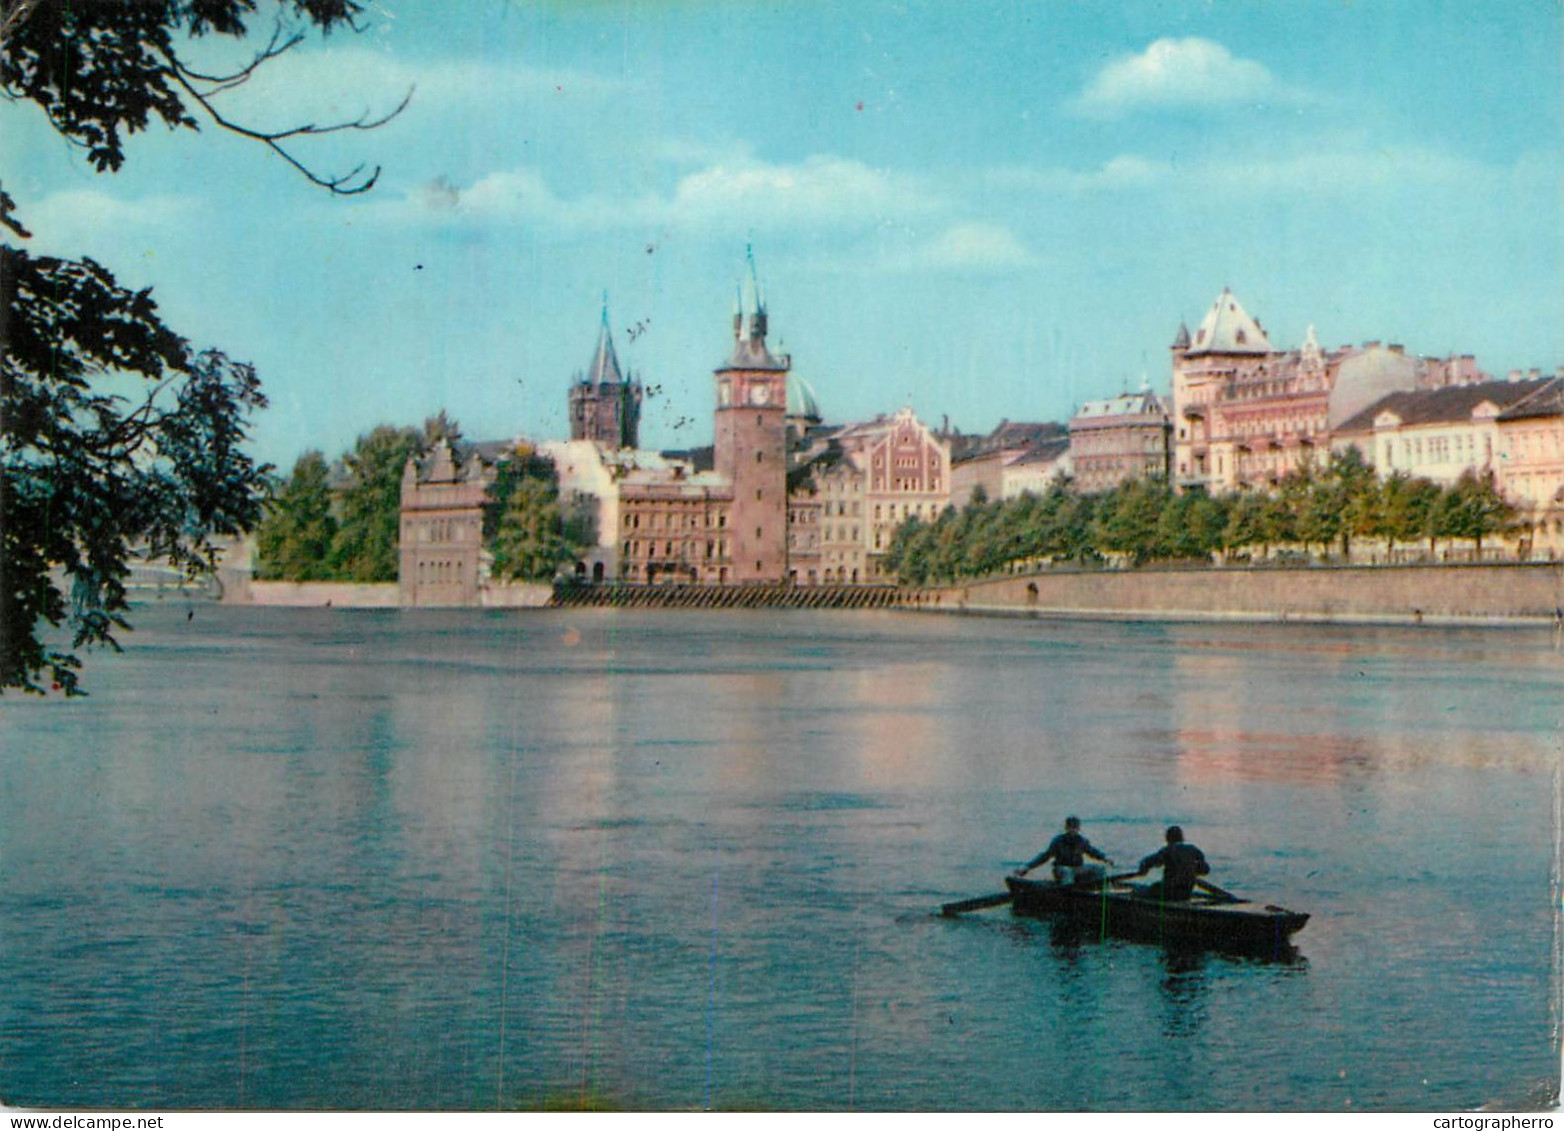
[713,250,790,583]
[568,297,643,449]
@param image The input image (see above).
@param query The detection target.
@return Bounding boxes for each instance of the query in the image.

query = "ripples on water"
[0,605,1558,1111]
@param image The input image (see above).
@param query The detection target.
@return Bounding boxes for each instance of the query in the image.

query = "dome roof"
[1327,346,1419,428]
[787,372,823,422]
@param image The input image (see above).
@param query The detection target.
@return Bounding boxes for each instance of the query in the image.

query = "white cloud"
[666,155,943,228]
[1071,38,1296,117]
[986,154,1167,194]
[986,142,1509,202]
[375,154,944,233]
[23,190,203,256]
[915,223,1036,271]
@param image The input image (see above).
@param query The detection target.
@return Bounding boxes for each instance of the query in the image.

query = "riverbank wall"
[923,561,1564,625]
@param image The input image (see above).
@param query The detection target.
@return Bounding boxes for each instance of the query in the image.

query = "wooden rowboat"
[1004,875,1309,954]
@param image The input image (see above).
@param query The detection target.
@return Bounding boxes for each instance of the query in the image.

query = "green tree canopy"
[490,477,578,583]
[328,425,420,582]
[255,450,337,581]
[3,2,401,692]
[1,0,404,193]
[1,234,267,692]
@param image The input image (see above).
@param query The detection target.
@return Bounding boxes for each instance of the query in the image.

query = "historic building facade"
[1495,376,1564,557]
[1330,378,1555,487]
[948,421,1065,505]
[1068,388,1171,493]
[612,263,952,587]
[396,263,953,594]
[398,440,495,607]
[1170,288,1492,493]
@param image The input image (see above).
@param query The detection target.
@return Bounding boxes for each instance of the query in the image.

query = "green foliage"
[1434,469,1515,554]
[1,1,392,193]
[881,452,1523,586]
[255,451,337,581]
[489,477,578,582]
[1,242,268,693]
[1380,472,1441,552]
[327,425,420,582]
[2,4,396,688]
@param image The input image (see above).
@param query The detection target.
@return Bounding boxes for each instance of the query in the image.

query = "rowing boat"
[1004,875,1309,953]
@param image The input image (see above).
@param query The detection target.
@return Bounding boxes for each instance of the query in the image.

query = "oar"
[1105,870,1141,886]
[939,891,1012,916]
[1195,878,1241,903]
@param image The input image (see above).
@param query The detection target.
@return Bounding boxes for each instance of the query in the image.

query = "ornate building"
[612,256,952,586]
[568,299,643,449]
[1068,388,1171,493]
[1170,288,1488,493]
[398,440,495,606]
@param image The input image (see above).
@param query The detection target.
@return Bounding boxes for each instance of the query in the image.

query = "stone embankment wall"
[243,581,400,608]
[233,580,552,608]
[925,562,1564,624]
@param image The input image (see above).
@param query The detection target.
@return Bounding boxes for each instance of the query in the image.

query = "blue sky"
[4,0,1561,469]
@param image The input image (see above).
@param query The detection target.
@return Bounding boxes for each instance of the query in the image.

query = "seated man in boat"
[1013,816,1113,885]
[1134,826,1210,901]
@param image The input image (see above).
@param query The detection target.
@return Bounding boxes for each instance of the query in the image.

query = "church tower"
[713,249,790,583]
[568,297,643,449]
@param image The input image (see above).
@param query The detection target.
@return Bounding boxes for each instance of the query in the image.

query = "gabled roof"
[1186,287,1272,356]
[1334,378,1555,434]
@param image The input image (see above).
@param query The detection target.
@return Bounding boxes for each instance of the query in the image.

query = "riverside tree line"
[255,414,588,585]
[885,449,1519,586]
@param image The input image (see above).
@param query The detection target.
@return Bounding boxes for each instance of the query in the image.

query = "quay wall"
[242,581,400,608]
[923,562,1564,625]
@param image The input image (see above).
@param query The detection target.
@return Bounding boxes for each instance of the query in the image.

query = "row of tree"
[254,414,587,584]
[884,450,1519,586]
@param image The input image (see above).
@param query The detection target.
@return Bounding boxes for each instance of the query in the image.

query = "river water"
[0,603,1559,1112]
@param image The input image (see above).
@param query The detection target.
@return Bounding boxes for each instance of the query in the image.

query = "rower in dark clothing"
[1014,816,1114,884]
[1134,825,1210,901]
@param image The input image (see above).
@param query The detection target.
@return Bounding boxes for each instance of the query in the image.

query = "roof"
[1334,377,1556,434]
[1009,435,1071,467]
[658,445,716,473]
[951,420,1066,462]
[1073,389,1167,421]
[788,372,823,421]
[1185,288,1272,356]
[1497,377,1564,422]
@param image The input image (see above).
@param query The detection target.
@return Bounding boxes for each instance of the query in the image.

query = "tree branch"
[0,0,42,50]
[159,45,411,194]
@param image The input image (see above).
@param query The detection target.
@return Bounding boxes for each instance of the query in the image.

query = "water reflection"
[0,606,1555,1111]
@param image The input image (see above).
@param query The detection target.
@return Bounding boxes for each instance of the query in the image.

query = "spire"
[720,246,786,372]
[585,295,624,386]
